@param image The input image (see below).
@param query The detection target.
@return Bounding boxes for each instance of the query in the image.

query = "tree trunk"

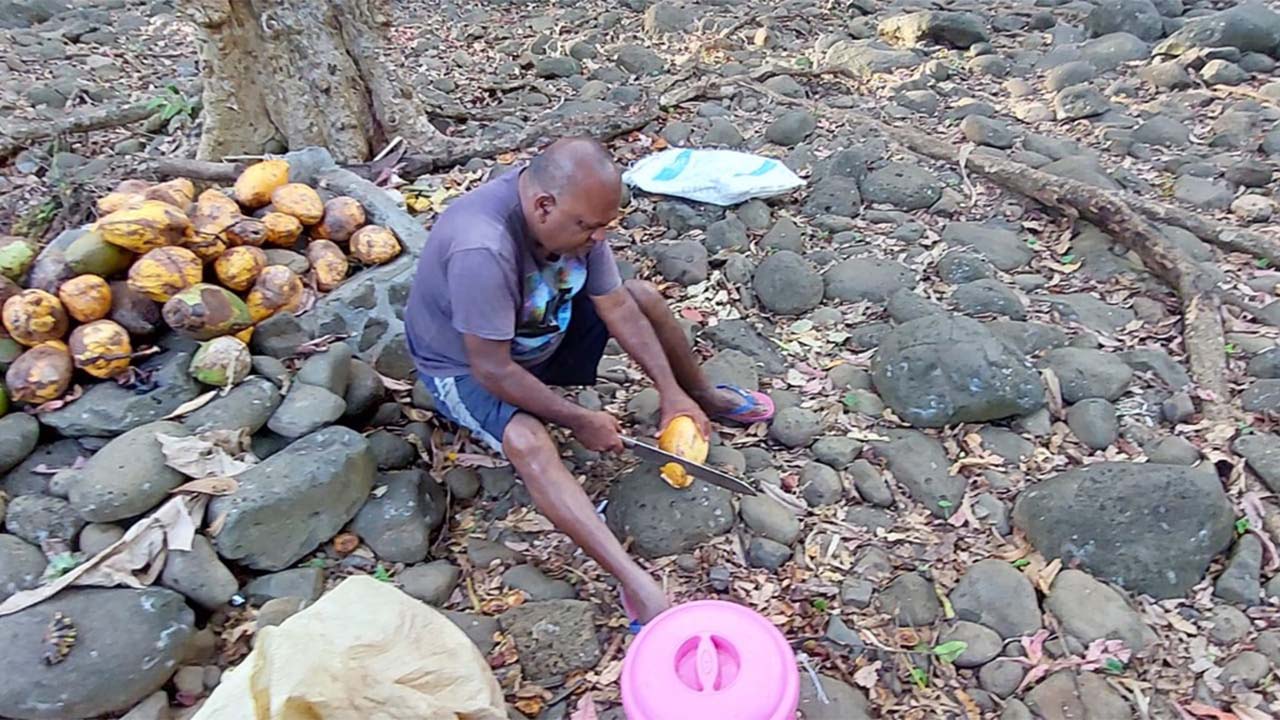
[180,0,434,163]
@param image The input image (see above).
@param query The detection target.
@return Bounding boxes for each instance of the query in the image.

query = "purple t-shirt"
[405,168,622,377]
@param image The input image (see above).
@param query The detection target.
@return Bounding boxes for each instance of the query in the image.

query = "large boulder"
[39,351,202,438]
[0,587,193,720]
[605,466,734,558]
[210,426,375,570]
[1155,3,1280,57]
[871,315,1045,427]
[1013,463,1235,598]
[71,421,190,523]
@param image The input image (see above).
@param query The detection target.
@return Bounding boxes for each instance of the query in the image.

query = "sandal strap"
[715,384,760,416]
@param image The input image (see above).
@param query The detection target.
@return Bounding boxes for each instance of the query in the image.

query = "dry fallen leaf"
[332,533,360,555]
[161,390,219,420]
[853,661,882,690]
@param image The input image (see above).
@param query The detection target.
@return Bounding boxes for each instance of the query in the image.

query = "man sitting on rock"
[405,137,774,622]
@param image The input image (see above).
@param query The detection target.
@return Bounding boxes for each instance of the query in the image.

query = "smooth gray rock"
[1043,348,1133,402]
[1045,569,1156,652]
[1155,3,1280,57]
[953,279,1025,319]
[350,469,442,564]
[872,315,1045,428]
[267,383,347,438]
[0,587,193,720]
[1234,433,1280,492]
[879,10,989,48]
[869,430,964,517]
[1013,462,1235,598]
[1067,398,1120,450]
[1173,175,1234,211]
[950,559,1043,638]
[1055,85,1111,120]
[295,343,353,395]
[504,564,577,600]
[769,407,825,448]
[766,109,817,146]
[1087,0,1165,41]
[797,674,874,720]
[1221,651,1271,687]
[801,462,843,506]
[753,251,823,315]
[879,572,942,626]
[825,257,917,303]
[181,377,281,434]
[941,223,1033,271]
[823,39,923,78]
[0,414,39,475]
[0,534,45,602]
[210,427,374,570]
[938,251,995,284]
[4,494,83,546]
[654,241,708,286]
[811,437,863,469]
[1215,534,1264,606]
[747,536,793,570]
[938,621,1003,668]
[399,560,460,605]
[740,494,801,545]
[980,659,1027,698]
[704,216,749,253]
[1026,671,1134,720]
[803,176,862,218]
[159,534,238,611]
[244,567,324,605]
[605,466,734,558]
[72,421,189,523]
[859,162,942,210]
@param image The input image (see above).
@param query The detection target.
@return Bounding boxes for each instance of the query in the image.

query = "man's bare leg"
[623,279,750,416]
[503,412,670,621]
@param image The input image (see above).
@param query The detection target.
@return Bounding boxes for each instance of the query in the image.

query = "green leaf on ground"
[1103,658,1125,674]
[909,667,929,689]
[1011,558,1031,569]
[842,392,860,410]
[812,598,829,612]
[932,640,968,664]
[1236,518,1252,535]
[372,565,393,582]
[937,499,954,509]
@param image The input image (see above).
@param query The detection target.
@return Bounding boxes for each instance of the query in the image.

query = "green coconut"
[0,338,22,373]
[161,283,253,341]
[65,229,134,278]
[189,336,252,387]
[0,237,36,283]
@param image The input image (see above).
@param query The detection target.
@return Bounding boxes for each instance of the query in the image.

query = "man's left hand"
[658,390,712,439]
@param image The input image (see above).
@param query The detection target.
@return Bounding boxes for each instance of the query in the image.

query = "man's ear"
[535,193,556,222]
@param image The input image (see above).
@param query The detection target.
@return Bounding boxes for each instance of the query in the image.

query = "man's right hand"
[573,410,624,453]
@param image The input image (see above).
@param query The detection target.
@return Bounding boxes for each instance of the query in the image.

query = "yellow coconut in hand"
[349,225,402,265]
[271,183,324,225]
[2,289,69,347]
[127,246,203,303]
[312,196,365,243]
[307,239,348,292]
[656,415,709,489]
[69,319,132,379]
[233,159,290,209]
[57,275,113,323]
[5,343,73,404]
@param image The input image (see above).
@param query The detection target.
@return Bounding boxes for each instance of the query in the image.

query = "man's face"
[530,181,620,256]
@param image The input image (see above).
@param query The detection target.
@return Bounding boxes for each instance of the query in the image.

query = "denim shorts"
[421,293,609,453]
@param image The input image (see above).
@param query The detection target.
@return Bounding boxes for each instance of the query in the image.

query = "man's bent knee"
[502,413,556,462]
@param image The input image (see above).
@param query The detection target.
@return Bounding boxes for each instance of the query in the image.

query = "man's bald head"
[526,137,621,195]
[519,137,622,255]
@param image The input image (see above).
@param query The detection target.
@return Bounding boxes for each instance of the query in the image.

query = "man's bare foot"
[692,386,749,417]
[622,577,671,623]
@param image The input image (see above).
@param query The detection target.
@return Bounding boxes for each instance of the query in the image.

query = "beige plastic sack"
[194,576,508,720]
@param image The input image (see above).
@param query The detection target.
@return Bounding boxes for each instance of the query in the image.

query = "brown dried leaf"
[161,389,219,420]
[332,532,359,555]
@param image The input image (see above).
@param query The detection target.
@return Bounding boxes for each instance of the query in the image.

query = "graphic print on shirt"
[513,255,587,361]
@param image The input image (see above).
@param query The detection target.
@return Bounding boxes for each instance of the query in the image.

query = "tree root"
[854,119,1235,420]
[1124,194,1280,268]
[0,102,156,161]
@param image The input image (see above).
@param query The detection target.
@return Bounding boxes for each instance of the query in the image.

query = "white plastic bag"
[622,148,805,206]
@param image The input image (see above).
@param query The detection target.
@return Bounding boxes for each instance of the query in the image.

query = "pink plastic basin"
[621,600,799,720]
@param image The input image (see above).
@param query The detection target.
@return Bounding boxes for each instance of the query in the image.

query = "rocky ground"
[4,0,1280,718]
